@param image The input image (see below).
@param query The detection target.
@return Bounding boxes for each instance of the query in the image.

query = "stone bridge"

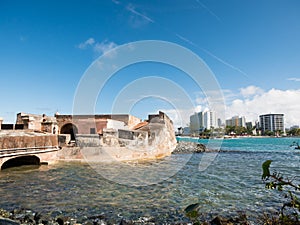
[0,146,60,170]
[0,130,60,170]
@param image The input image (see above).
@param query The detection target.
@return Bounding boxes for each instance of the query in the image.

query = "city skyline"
[1,1,300,128]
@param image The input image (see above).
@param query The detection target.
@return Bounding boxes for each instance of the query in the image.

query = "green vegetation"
[225,126,253,136]
[262,160,300,224]
[287,128,300,136]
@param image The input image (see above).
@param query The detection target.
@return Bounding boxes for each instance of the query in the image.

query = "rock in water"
[172,142,206,154]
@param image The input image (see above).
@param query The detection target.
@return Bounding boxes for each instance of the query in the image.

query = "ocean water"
[0,137,299,223]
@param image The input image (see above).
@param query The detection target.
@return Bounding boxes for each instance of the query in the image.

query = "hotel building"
[259,113,284,135]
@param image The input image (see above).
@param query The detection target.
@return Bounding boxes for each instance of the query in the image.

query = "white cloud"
[239,85,264,98]
[78,38,95,49]
[194,105,202,112]
[93,40,118,56]
[287,77,300,82]
[77,38,118,57]
[226,87,300,127]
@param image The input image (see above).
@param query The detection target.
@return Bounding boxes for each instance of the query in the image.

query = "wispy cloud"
[126,3,154,23]
[175,33,248,77]
[200,47,248,77]
[287,77,300,82]
[195,0,221,22]
[175,34,198,47]
[77,38,118,56]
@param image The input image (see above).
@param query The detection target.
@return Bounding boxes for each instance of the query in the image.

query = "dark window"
[90,128,96,134]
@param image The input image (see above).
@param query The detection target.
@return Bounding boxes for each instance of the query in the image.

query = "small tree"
[262,160,300,224]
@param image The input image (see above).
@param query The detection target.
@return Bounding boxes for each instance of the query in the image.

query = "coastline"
[1,137,299,224]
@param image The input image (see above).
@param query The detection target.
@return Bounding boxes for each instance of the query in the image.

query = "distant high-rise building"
[203,111,217,129]
[259,114,284,135]
[190,110,218,132]
[225,116,246,127]
[246,122,253,130]
[217,118,222,128]
[190,112,203,132]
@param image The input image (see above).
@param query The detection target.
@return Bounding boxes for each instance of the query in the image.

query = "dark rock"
[34,212,42,223]
[56,217,65,225]
[23,213,34,224]
[119,218,134,225]
[87,214,105,220]
[210,216,233,225]
[41,219,49,225]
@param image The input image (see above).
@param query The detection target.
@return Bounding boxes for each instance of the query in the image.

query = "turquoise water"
[178,136,300,153]
[0,137,299,223]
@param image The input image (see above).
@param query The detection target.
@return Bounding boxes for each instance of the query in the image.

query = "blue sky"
[1,0,300,127]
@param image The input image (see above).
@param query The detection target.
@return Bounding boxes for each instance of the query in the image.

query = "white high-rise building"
[190,110,218,132]
[203,111,217,129]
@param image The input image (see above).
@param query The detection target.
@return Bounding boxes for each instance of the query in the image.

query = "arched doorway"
[60,123,78,141]
[1,155,40,170]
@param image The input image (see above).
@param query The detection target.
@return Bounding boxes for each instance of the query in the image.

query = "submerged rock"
[172,142,206,154]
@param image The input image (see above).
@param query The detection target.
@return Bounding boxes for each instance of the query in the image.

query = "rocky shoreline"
[0,207,249,225]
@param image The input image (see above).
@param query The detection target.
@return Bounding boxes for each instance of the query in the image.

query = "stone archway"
[60,123,78,141]
[1,155,40,170]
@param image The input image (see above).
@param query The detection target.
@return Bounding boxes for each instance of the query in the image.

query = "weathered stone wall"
[139,111,177,156]
[16,113,43,130]
[56,114,141,135]
[128,115,142,129]
[0,131,58,149]
[76,134,101,147]
[58,134,71,146]
[56,147,83,160]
